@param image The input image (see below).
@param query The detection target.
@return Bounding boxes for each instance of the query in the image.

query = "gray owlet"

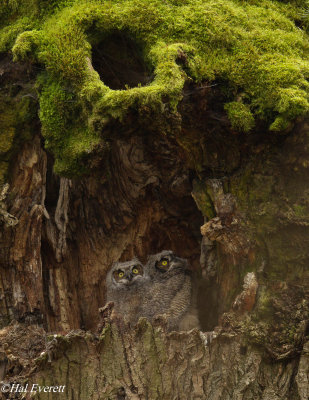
[105,258,149,325]
[142,250,200,331]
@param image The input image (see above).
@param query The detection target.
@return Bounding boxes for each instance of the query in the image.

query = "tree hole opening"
[128,174,220,332]
[91,33,153,90]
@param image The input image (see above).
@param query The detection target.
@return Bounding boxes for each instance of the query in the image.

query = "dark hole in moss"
[91,32,153,90]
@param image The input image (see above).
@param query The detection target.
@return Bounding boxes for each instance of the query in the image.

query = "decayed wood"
[0,131,203,331]
[0,136,47,326]
[0,184,18,227]
[54,178,71,263]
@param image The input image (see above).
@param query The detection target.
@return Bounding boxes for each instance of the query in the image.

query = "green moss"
[0,17,35,53]
[1,0,309,175]
[224,102,255,132]
[293,204,308,217]
[0,97,31,156]
[192,179,216,219]
[38,74,101,175]
[11,30,41,60]
[0,93,36,182]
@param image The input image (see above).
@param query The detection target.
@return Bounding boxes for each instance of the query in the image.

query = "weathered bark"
[0,136,47,327]
[0,318,307,400]
[0,55,308,398]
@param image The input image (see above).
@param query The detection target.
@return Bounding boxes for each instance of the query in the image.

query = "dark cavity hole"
[91,33,153,90]
[143,188,219,332]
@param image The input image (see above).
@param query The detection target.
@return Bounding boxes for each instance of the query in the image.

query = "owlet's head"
[107,258,146,289]
[145,250,189,280]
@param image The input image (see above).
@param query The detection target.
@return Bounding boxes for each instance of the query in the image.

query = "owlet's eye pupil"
[155,258,169,271]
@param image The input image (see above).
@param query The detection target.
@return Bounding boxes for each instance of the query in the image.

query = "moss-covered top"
[1,0,309,175]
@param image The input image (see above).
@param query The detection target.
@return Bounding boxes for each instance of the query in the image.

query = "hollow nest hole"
[91,32,153,90]
[119,172,220,332]
[148,197,219,332]
[153,192,218,332]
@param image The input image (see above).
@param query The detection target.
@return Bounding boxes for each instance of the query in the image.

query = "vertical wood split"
[54,178,71,263]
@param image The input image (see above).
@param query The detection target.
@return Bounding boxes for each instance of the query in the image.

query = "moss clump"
[224,102,255,132]
[1,0,309,175]
[38,74,101,175]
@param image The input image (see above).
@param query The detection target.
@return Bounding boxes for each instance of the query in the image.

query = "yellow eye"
[132,267,139,274]
[162,260,168,266]
[118,271,124,278]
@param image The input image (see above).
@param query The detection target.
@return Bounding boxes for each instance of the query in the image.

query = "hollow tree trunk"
[0,55,308,399]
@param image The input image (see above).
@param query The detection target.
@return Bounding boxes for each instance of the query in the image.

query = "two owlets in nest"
[105,250,200,331]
